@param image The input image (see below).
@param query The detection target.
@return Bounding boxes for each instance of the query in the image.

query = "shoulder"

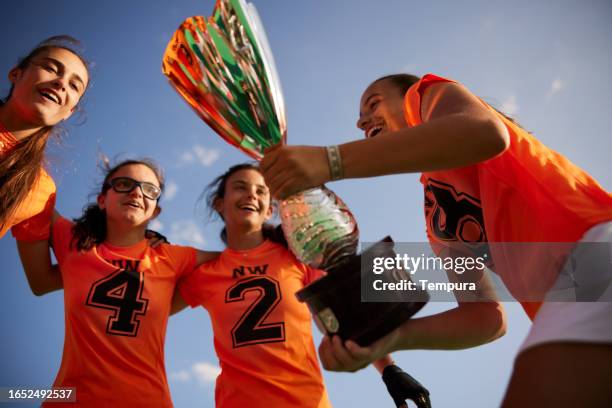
[54,215,74,232]
[404,74,460,125]
[194,256,219,272]
[418,78,497,124]
[413,73,457,95]
[154,242,197,260]
[266,240,294,259]
[36,167,57,194]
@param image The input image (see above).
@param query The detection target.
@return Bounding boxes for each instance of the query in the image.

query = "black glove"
[382,364,431,408]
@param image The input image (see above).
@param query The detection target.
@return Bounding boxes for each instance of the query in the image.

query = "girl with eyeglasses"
[18,158,217,407]
[1,36,89,241]
[260,73,612,406]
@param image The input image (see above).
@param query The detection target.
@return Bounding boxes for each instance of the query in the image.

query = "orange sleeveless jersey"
[0,122,56,241]
[46,216,197,407]
[405,74,612,320]
[179,240,332,408]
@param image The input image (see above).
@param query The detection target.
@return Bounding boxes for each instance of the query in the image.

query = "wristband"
[325,145,344,181]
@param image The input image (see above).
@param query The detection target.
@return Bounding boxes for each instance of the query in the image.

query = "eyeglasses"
[105,177,162,200]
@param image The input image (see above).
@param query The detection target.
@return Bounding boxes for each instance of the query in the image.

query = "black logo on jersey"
[425,179,487,243]
[232,264,269,279]
[425,179,491,261]
[86,260,149,337]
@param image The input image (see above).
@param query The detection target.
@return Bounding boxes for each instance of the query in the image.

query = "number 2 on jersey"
[226,276,285,348]
[86,268,149,337]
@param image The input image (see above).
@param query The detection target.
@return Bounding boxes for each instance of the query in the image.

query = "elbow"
[30,284,49,297]
[482,117,510,159]
[459,301,507,346]
[26,277,56,296]
[480,302,507,343]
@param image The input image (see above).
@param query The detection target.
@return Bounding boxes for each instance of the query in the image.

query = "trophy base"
[296,236,429,347]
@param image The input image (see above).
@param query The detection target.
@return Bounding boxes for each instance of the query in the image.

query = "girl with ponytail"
[0,36,90,240]
[175,163,420,408]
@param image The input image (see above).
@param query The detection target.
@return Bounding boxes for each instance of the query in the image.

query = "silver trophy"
[162,0,358,271]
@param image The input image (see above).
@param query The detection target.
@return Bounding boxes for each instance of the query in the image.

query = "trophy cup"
[162,0,427,348]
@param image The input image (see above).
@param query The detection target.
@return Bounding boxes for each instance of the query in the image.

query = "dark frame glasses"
[105,177,162,200]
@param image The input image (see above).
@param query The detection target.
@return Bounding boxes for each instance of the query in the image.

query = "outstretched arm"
[170,250,219,316]
[319,300,505,373]
[16,210,62,296]
[261,81,510,198]
[319,268,506,372]
[195,249,221,266]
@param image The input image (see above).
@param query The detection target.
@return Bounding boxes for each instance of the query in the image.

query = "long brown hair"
[203,162,287,247]
[0,36,90,232]
[71,158,165,251]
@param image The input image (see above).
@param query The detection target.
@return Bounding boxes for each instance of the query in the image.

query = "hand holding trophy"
[161,1,358,273]
[162,2,429,405]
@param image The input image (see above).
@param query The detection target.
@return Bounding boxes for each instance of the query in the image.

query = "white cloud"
[165,180,178,201]
[180,151,195,164]
[169,361,221,386]
[169,370,191,382]
[149,219,163,232]
[192,362,221,385]
[500,94,518,115]
[547,78,564,98]
[179,145,220,167]
[551,78,564,92]
[193,145,220,167]
[168,220,206,247]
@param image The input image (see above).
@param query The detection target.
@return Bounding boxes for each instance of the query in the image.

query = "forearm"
[340,113,508,179]
[195,249,221,267]
[373,355,396,374]
[170,289,189,315]
[16,240,63,296]
[392,302,506,351]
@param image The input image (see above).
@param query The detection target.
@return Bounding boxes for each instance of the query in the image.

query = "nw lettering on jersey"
[105,259,141,271]
[232,264,269,279]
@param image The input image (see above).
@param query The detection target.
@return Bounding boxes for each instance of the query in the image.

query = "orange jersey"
[405,74,612,320]
[179,240,331,408]
[47,216,197,407]
[0,121,56,241]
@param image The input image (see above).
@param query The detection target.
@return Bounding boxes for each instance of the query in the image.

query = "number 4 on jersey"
[86,268,149,337]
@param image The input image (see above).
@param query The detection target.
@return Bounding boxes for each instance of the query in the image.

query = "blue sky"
[1,1,611,407]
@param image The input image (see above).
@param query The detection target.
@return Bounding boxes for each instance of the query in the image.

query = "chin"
[30,105,61,126]
[239,219,262,231]
[119,214,146,226]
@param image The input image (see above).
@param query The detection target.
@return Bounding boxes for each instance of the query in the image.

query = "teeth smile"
[367,126,383,138]
[40,90,60,104]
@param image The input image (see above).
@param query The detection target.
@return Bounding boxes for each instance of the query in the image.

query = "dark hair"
[373,72,524,128]
[71,158,165,251]
[0,35,90,232]
[371,73,421,97]
[203,162,287,247]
